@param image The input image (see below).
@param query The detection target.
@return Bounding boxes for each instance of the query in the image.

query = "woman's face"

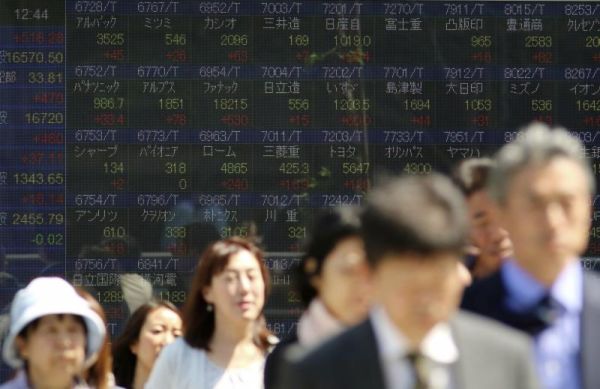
[130,307,182,372]
[16,314,87,388]
[313,236,371,325]
[203,249,266,324]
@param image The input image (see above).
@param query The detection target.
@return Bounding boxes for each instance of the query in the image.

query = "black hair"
[361,174,468,265]
[297,207,362,307]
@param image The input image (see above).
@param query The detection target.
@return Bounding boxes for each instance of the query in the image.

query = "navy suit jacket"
[461,269,600,389]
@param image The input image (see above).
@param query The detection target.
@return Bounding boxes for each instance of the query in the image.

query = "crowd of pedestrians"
[0,122,598,389]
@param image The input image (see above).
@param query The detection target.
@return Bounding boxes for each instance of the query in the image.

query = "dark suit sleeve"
[264,334,298,389]
[274,320,386,389]
[275,345,323,389]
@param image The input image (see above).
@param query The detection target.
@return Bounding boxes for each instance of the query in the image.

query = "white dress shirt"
[370,305,458,389]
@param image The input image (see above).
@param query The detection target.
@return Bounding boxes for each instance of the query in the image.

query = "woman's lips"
[238,301,253,310]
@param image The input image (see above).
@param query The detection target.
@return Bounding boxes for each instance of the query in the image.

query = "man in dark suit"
[462,123,600,389]
[280,174,538,389]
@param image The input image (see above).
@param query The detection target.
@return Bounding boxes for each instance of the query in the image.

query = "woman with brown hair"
[146,237,275,389]
[111,300,182,389]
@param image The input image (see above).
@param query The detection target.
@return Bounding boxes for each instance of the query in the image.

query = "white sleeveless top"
[145,338,265,389]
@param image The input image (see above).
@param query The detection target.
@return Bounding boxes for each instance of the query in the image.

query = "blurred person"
[78,242,151,325]
[0,277,105,389]
[453,158,513,279]
[264,207,370,388]
[462,123,600,389]
[99,238,152,316]
[280,174,538,389]
[145,237,275,389]
[75,288,119,389]
[170,222,221,295]
[111,300,181,389]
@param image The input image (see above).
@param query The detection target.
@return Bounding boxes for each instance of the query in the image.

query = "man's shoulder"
[288,319,375,368]
[452,311,539,388]
[281,320,384,389]
[453,310,532,351]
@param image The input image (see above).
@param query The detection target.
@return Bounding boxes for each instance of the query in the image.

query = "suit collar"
[502,260,583,313]
[355,319,387,389]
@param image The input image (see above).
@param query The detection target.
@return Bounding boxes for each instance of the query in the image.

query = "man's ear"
[310,275,322,290]
[304,258,321,290]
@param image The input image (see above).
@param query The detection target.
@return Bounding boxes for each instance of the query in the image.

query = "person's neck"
[211,315,255,349]
[403,330,427,351]
[316,299,347,325]
[208,315,262,368]
[132,362,151,389]
[472,259,499,279]
[517,259,571,288]
[27,369,73,389]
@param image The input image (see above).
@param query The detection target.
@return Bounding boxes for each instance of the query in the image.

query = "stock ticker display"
[1,0,600,339]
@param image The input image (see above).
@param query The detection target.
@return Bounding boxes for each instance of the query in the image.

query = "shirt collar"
[501,259,582,313]
[297,298,345,348]
[550,260,583,312]
[370,305,458,364]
